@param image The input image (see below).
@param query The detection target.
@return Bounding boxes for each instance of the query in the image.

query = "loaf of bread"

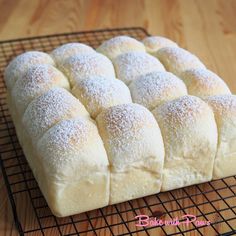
[5,35,236,217]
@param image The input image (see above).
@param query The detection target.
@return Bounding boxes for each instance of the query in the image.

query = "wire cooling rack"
[0,27,236,236]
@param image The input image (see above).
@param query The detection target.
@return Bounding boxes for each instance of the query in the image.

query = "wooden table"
[0,0,236,235]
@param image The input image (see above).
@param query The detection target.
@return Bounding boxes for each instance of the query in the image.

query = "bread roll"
[4,51,54,90]
[96,103,164,204]
[152,95,217,191]
[22,87,89,145]
[72,76,132,118]
[180,68,231,97]
[129,71,187,110]
[156,47,205,77]
[205,95,236,179]
[11,64,70,116]
[61,53,116,87]
[97,36,145,60]
[51,43,95,67]
[142,36,178,54]
[36,118,110,216]
[113,51,165,85]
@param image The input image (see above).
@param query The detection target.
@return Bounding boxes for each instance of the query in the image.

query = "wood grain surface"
[0,0,236,235]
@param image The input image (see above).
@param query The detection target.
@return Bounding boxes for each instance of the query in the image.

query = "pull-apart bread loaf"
[5,35,236,217]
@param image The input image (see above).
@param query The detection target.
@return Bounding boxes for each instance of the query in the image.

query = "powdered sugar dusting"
[129,71,187,110]
[98,103,156,139]
[153,95,209,127]
[97,103,163,170]
[12,64,70,115]
[61,52,116,86]
[37,118,91,168]
[4,51,55,90]
[180,68,231,97]
[205,95,236,116]
[23,87,89,144]
[142,36,178,53]
[51,43,95,66]
[40,118,90,153]
[156,47,205,76]
[113,51,165,85]
[97,35,145,60]
[72,76,132,118]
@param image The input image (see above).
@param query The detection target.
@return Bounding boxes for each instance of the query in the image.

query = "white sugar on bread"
[129,71,187,110]
[61,52,116,86]
[152,95,217,191]
[72,76,132,118]
[4,51,54,90]
[22,87,89,145]
[205,95,236,179]
[11,64,70,116]
[113,51,165,85]
[97,35,145,60]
